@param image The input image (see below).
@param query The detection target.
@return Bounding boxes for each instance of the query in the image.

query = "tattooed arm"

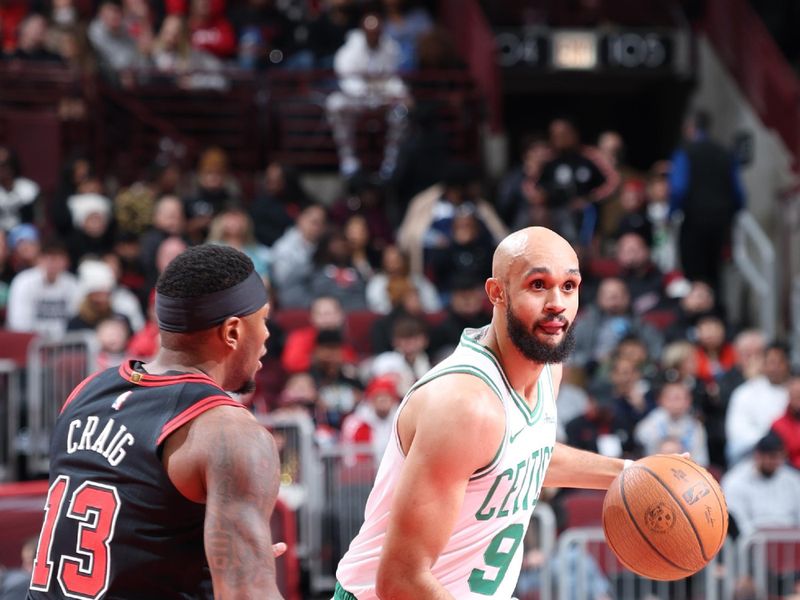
[164,405,284,599]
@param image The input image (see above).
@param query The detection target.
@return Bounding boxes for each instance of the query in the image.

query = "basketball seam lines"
[618,469,696,574]
[638,465,711,563]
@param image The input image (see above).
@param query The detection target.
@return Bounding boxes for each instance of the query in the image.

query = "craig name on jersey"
[65,415,134,467]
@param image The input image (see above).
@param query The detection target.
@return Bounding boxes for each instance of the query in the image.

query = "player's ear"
[220,316,242,349]
[485,277,504,305]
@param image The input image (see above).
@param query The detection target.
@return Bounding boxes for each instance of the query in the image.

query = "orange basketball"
[602,454,728,581]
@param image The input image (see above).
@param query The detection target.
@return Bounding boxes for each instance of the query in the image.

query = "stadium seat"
[274,309,311,334]
[558,490,606,530]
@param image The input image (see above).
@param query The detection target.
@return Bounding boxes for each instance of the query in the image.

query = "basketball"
[602,454,728,581]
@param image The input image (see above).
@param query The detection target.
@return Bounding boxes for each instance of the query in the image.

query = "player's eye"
[531,279,545,290]
[563,281,577,292]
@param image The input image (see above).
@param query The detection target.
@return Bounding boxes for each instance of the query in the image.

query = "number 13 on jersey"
[31,476,121,599]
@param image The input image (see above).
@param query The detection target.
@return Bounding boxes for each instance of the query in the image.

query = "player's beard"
[506,302,576,363]
[233,379,257,395]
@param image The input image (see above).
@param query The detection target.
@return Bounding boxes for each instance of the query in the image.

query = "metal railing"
[516,501,558,600]
[737,528,800,599]
[24,332,98,477]
[732,211,777,340]
[557,527,736,600]
[0,359,23,482]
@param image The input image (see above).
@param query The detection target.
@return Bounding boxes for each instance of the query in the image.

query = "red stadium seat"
[558,490,606,530]
[345,310,380,357]
[640,309,678,331]
[0,330,37,368]
[274,309,311,334]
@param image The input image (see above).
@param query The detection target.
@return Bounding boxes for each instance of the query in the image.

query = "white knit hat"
[68,193,112,228]
[78,259,115,295]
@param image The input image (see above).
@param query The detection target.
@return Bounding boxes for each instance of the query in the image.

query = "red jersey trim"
[118,360,222,389]
[60,370,104,414]
[157,396,245,446]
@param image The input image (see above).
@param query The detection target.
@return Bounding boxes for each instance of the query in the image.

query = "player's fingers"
[272,542,287,557]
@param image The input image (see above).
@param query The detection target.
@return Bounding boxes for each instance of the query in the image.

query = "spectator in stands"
[0,145,39,232]
[0,536,36,600]
[428,205,494,296]
[718,328,766,411]
[187,0,236,58]
[151,15,226,90]
[271,372,338,445]
[0,0,28,55]
[140,194,186,290]
[88,0,147,77]
[67,259,132,332]
[271,203,327,309]
[614,231,664,315]
[428,273,491,361]
[726,342,791,465]
[153,234,188,283]
[343,214,379,279]
[369,281,428,355]
[556,365,590,437]
[230,0,295,70]
[77,258,144,331]
[7,223,41,276]
[605,354,654,455]
[55,26,98,77]
[53,155,96,238]
[66,191,116,268]
[366,244,439,315]
[381,0,433,71]
[670,110,745,294]
[250,162,308,247]
[722,432,800,537]
[309,228,369,311]
[634,382,709,466]
[303,0,361,69]
[664,279,718,343]
[281,294,358,374]
[95,314,132,368]
[536,117,618,247]
[614,178,652,245]
[326,11,410,179]
[565,393,618,456]
[771,375,800,470]
[6,239,78,338]
[496,133,552,230]
[206,207,271,281]
[330,173,395,252]
[341,374,400,459]
[365,314,430,394]
[122,0,155,49]
[645,160,677,273]
[693,313,736,385]
[397,161,508,275]
[310,328,362,429]
[570,277,663,375]
[5,13,63,63]
[126,292,159,360]
[183,146,240,244]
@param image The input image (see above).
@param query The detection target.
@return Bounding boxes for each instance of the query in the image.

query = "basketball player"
[335,227,632,599]
[28,245,284,599]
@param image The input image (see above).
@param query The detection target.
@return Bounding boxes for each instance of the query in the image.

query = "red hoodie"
[772,410,800,470]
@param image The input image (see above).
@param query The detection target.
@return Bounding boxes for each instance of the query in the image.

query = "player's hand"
[272,542,287,557]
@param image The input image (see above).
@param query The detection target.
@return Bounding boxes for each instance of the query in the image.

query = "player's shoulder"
[410,371,506,429]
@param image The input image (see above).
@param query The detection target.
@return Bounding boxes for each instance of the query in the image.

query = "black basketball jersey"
[27,360,246,600]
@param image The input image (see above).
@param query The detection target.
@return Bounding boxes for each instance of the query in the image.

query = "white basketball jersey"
[336,327,558,599]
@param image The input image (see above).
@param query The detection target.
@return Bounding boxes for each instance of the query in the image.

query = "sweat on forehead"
[492,227,578,279]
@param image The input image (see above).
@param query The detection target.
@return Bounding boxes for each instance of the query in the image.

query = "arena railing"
[24,331,98,478]
[0,359,23,482]
[737,527,800,600]
[556,527,736,600]
[732,211,777,341]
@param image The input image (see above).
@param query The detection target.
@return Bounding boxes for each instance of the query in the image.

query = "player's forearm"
[543,442,624,489]
[206,503,284,599]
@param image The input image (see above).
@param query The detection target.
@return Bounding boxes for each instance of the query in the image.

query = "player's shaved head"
[492,226,578,284]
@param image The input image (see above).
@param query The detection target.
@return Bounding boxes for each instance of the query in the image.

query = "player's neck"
[482,325,546,400]
[146,348,220,382]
